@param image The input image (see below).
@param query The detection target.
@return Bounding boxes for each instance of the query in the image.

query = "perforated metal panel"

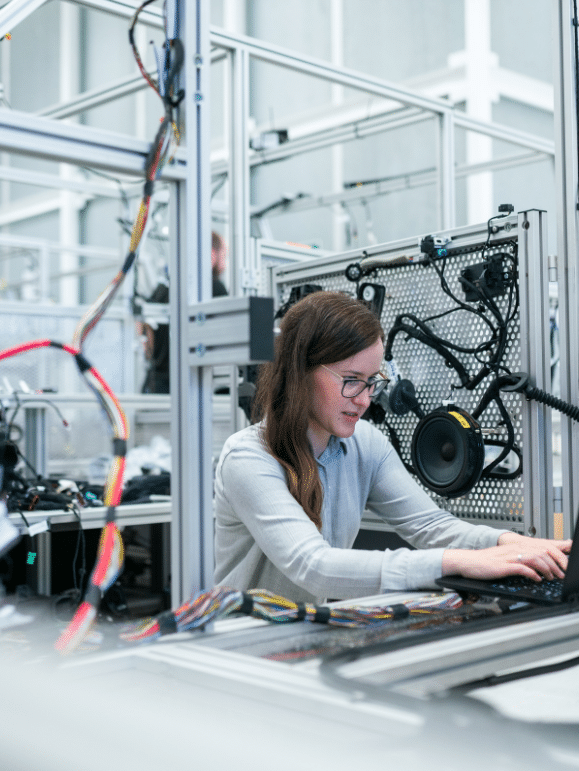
[272,211,552,535]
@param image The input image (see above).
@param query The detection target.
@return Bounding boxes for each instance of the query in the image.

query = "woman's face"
[307,337,384,458]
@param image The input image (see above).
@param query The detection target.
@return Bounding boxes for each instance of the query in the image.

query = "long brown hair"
[253,291,384,528]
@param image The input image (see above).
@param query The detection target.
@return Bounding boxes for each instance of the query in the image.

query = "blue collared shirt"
[214,419,505,603]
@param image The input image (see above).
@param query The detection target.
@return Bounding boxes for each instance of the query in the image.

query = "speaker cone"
[411,406,485,498]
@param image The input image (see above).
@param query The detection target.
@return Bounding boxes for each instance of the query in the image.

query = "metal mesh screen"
[275,235,527,532]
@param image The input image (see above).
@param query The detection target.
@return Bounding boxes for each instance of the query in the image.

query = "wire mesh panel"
[272,211,552,535]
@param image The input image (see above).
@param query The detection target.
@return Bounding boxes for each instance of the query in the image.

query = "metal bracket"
[188,295,274,367]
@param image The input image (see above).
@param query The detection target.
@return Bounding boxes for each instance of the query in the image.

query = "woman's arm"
[366,432,505,551]
[442,535,571,581]
[364,424,572,581]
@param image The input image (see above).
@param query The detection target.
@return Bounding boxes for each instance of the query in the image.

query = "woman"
[214,292,570,603]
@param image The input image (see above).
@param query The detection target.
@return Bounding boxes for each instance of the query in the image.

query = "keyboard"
[436,573,569,605]
[485,576,564,603]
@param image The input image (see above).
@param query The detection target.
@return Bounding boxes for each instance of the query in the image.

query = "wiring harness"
[0,0,183,654]
[0,340,127,652]
[364,212,523,481]
[74,2,182,352]
[119,587,463,644]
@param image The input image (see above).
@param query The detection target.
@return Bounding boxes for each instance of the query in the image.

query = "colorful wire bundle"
[54,521,124,652]
[0,339,128,653]
[0,1,185,654]
[72,18,182,351]
[119,587,463,644]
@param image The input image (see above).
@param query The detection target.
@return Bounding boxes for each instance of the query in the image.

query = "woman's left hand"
[496,532,572,580]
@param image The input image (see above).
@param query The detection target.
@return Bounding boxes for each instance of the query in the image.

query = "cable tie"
[112,438,127,457]
[85,583,102,608]
[313,606,331,624]
[74,352,92,373]
[167,89,185,108]
[105,506,116,524]
[296,602,307,621]
[239,592,254,615]
[122,251,137,274]
[386,604,410,619]
[156,609,178,636]
[143,180,154,198]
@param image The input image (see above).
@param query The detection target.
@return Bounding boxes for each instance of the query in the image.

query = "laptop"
[435,517,579,605]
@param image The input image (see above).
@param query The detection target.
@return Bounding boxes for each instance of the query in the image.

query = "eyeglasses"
[320,364,389,399]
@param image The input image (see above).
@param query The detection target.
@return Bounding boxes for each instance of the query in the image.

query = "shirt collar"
[316,435,347,465]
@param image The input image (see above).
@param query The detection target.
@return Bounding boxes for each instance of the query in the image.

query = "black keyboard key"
[488,576,563,600]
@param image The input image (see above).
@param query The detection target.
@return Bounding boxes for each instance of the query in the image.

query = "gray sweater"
[214,419,506,603]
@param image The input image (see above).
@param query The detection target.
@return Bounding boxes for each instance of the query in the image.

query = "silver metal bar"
[553,0,579,537]
[169,0,214,607]
[0,0,50,39]
[437,112,456,230]
[0,108,187,179]
[37,72,156,120]
[34,531,51,597]
[72,0,164,27]
[227,42,253,436]
[453,113,556,155]
[211,28,454,114]
[37,49,224,120]
[228,45,251,296]
[272,217,511,281]
[251,153,545,219]
[211,106,432,178]
[0,163,139,198]
[8,501,172,529]
[0,233,118,260]
[4,392,171,407]
[339,610,579,695]
[517,209,554,536]
[211,28,556,155]
[7,260,119,290]
[23,405,47,477]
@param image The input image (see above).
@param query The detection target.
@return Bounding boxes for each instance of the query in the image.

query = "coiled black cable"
[524,385,579,423]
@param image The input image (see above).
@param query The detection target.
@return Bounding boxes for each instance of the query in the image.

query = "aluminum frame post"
[517,209,554,537]
[228,43,252,296]
[170,0,214,607]
[437,112,456,231]
[226,42,252,437]
[553,0,579,536]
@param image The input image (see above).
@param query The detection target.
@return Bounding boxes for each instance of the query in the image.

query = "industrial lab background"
[0,0,573,608]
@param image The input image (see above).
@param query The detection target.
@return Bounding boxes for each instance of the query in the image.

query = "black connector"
[459,255,510,302]
[420,234,451,258]
[357,282,385,317]
[275,284,323,319]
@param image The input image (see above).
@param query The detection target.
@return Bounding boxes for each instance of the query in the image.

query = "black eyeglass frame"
[320,364,390,398]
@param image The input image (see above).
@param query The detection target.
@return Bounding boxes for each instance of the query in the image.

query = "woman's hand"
[442,534,572,582]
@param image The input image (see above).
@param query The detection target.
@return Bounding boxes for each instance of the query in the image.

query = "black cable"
[384,315,472,388]
[70,504,86,597]
[14,445,41,482]
[429,254,500,337]
[524,385,579,422]
[383,420,415,474]
[385,241,519,405]
[451,652,579,694]
[481,438,522,480]
[7,391,21,443]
